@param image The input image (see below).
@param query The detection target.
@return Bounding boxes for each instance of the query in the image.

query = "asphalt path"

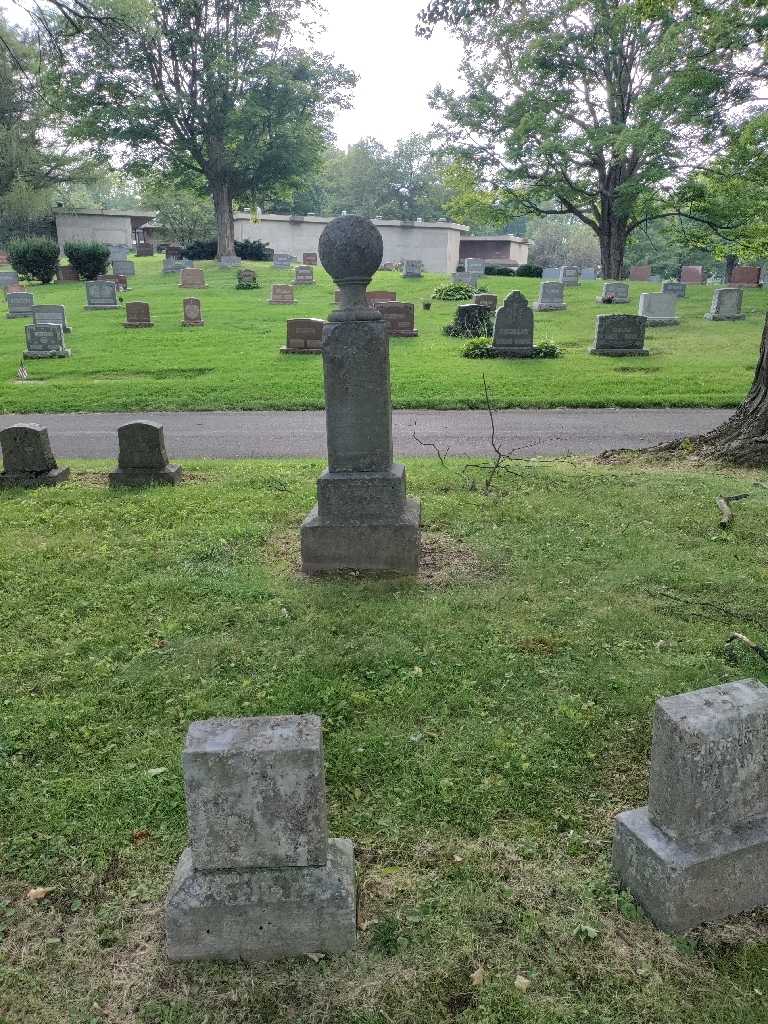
[0,408,732,459]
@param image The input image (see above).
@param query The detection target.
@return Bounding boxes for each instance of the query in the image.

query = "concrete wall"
[236,214,467,274]
[459,236,529,265]
[55,210,156,251]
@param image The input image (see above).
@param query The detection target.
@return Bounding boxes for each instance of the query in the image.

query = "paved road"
[0,408,731,459]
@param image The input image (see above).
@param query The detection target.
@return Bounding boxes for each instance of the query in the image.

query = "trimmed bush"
[235,239,271,261]
[182,239,217,260]
[531,341,562,359]
[432,283,474,301]
[182,238,273,261]
[461,338,498,358]
[484,265,516,276]
[7,236,61,284]
[63,241,111,280]
[515,263,544,278]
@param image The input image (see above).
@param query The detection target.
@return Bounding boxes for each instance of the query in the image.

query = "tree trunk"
[724,253,737,284]
[608,314,768,467]
[598,211,629,280]
[211,179,235,259]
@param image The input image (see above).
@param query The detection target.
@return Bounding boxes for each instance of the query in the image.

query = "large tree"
[418,0,766,277]
[50,0,355,257]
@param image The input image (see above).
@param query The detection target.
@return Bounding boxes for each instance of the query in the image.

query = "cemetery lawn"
[2,456,768,1024]
[1,257,767,413]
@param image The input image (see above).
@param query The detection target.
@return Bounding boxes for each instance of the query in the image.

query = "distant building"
[55,209,156,250]
[459,234,529,267]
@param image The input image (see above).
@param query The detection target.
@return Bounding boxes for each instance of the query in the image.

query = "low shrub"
[532,341,562,359]
[63,241,111,280]
[182,239,217,260]
[235,239,271,261]
[515,263,544,278]
[484,265,516,276]
[461,338,498,358]
[432,283,474,301]
[182,238,273,261]
[443,305,493,338]
[235,274,260,290]
[7,236,60,284]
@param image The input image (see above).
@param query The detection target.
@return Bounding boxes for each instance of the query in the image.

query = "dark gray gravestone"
[532,281,566,311]
[84,280,119,310]
[452,272,480,288]
[166,715,355,960]
[294,265,315,285]
[6,292,34,319]
[559,266,580,286]
[580,267,597,280]
[663,281,687,299]
[541,267,559,281]
[300,216,421,575]
[135,242,154,256]
[401,259,422,278]
[24,323,71,358]
[590,314,649,355]
[373,301,418,337]
[124,301,153,328]
[614,679,768,932]
[56,265,79,282]
[0,270,19,288]
[0,423,70,487]
[272,253,293,268]
[111,258,135,277]
[109,421,181,486]
[218,255,241,268]
[282,317,325,354]
[473,292,498,312]
[705,287,745,321]
[492,291,534,356]
[32,304,71,333]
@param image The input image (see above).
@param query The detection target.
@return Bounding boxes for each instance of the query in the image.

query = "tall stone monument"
[614,679,768,932]
[166,715,356,960]
[300,216,421,575]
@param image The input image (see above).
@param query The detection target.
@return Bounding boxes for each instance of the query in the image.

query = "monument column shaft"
[322,320,393,474]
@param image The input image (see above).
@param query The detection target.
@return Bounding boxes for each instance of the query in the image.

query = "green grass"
[0,257,766,412]
[2,456,768,1022]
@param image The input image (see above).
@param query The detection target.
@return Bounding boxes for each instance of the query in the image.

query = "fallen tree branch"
[726,632,768,662]
[410,422,450,467]
[715,490,761,528]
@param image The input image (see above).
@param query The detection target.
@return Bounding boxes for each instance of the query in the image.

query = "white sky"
[316,0,465,149]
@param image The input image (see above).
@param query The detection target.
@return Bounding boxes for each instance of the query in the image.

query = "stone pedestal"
[614,679,768,932]
[166,715,356,961]
[300,216,421,575]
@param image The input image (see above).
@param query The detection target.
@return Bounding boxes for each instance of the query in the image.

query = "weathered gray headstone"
[559,266,580,287]
[33,304,71,333]
[108,244,130,260]
[282,317,325,354]
[166,715,356,960]
[492,291,534,356]
[56,265,79,283]
[6,291,34,319]
[109,420,181,486]
[614,679,768,932]
[111,258,135,277]
[0,270,19,288]
[135,242,154,257]
[402,259,422,278]
[272,253,293,269]
[181,297,204,326]
[300,216,421,574]
[533,281,566,311]
[464,258,485,275]
[124,301,154,328]
[663,281,687,299]
[84,280,119,310]
[705,287,745,322]
[590,314,648,356]
[0,423,70,487]
[452,272,480,288]
[218,255,241,268]
[580,267,597,280]
[598,281,629,304]
[163,257,193,274]
[473,292,498,312]
[542,267,560,281]
[638,291,679,326]
[23,323,71,359]
[373,301,418,337]
[180,267,206,289]
[294,265,314,285]
[270,284,295,305]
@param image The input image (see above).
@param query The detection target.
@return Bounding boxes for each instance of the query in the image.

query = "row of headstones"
[163,674,768,960]
[541,265,600,283]
[282,296,418,353]
[0,421,180,487]
[272,252,423,278]
[629,263,763,286]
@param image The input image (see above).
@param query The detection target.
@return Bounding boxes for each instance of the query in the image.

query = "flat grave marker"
[590,313,649,356]
[84,281,119,310]
[270,284,295,305]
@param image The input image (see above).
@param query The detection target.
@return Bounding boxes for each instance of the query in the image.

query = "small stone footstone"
[180,267,206,289]
[705,287,745,322]
[109,421,181,486]
[452,272,480,288]
[590,314,648,356]
[680,265,705,284]
[541,267,559,281]
[559,265,580,286]
[598,281,629,304]
[492,291,534,357]
[56,265,79,282]
[629,265,651,281]
[532,281,565,311]
[294,265,314,285]
[663,281,687,298]
[464,258,485,274]
[282,317,325,354]
[473,292,498,312]
[638,291,679,326]
[181,297,204,327]
[84,280,119,310]
[7,292,34,319]
[24,323,71,358]
[0,270,19,288]
[33,304,72,333]
[218,255,241,268]
[270,284,295,305]
[124,301,154,328]
[613,678,768,933]
[166,715,356,961]
[272,253,292,268]
[0,423,70,487]
[300,215,421,575]
[402,259,422,278]
[373,301,418,338]
[731,265,761,287]
[366,290,397,306]
[303,252,318,265]
[111,258,135,277]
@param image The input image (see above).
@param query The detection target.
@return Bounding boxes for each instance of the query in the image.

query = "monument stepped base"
[108,465,182,487]
[0,467,70,488]
[300,497,421,575]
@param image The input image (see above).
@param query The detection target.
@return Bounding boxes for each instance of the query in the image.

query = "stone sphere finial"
[319,215,383,284]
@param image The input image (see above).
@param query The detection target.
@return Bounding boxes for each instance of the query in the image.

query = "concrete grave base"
[280,346,322,354]
[109,465,182,487]
[123,322,154,329]
[705,313,746,321]
[84,304,119,311]
[644,319,679,327]
[0,467,70,488]
[181,321,205,327]
[589,347,649,356]
[493,347,535,358]
[6,311,33,319]
[23,348,71,358]
[301,497,421,575]
[166,840,356,961]
[613,806,768,933]
[532,303,566,311]
[595,298,629,304]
